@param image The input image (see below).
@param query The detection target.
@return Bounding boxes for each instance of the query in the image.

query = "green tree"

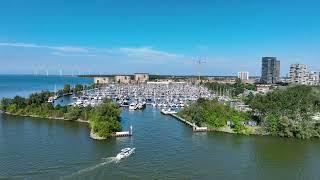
[74,84,84,93]
[249,85,320,139]
[12,96,27,108]
[178,98,248,130]
[0,98,12,111]
[89,99,122,138]
[63,84,71,94]
[244,92,255,104]
[233,78,245,96]
[265,114,280,136]
[64,107,82,120]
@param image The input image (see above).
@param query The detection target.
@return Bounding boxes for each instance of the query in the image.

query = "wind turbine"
[58,64,63,76]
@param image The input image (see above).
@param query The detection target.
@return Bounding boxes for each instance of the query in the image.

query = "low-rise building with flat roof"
[94,77,113,84]
[256,84,273,94]
[134,73,149,83]
[115,75,131,84]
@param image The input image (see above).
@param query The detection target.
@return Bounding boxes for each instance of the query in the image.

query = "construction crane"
[195,58,206,81]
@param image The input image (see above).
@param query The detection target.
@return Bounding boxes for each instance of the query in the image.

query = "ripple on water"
[2,108,320,179]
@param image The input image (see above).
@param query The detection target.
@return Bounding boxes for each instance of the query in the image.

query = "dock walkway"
[169,114,208,132]
[113,125,133,137]
[112,131,132,137]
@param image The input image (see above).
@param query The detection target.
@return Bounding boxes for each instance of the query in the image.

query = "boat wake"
[62,148,135,179]
[1,161,95,179]
[62,157,119,179]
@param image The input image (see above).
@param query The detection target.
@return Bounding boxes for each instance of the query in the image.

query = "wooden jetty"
[169,114,208,132]
[112,125,133,137]
[112,131,132,137]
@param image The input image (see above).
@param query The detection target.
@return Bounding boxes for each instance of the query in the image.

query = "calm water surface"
[0,75,320,179]
[0,75,92,99]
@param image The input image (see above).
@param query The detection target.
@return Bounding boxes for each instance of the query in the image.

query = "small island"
[178,84,320,139]
[0,86,122,140]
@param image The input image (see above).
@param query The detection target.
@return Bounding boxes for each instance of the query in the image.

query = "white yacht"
[47,96,54,103]
[161,108,177,115]
[137,102,146,110]
[137,103,143,109]
[116,147,135,159]
[129,103,137,110]
[74,99,83,106]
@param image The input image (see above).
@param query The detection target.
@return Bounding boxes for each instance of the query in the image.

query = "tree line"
[248,85,320,139]
[179,85,320,139]
[56,84,102,96]
[0,90,121,138]
[203,78,256,97]
[177,98,251,134]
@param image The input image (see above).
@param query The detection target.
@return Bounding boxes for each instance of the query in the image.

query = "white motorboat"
[121,100,130,107]
[116,147,136,159]
[137,103,143,109]
[161,108,177,115]
[137,102,146,110]
[73,99,83,106]
[129,103,137,110]
[47,96,54,103]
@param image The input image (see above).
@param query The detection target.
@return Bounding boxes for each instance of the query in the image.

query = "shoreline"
[172,113,264,136]
[1,111,128,140]
[90,129,107,140]
[2,110,264,139]
[1,111,89,123]
[1,111,112,140]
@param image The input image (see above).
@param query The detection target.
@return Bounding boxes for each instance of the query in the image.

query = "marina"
[63,82,214,132]
[51,81,251,134]
[68,82,214,110]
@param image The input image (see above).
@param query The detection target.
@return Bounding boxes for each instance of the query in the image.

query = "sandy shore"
[90,129,107,140]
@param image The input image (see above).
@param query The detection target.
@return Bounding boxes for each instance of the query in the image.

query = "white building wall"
[289,64,309,85]
[238,72,249,81]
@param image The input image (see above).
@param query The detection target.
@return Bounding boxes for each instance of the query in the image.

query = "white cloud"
[51,52,96,57]
[0,42,186,63]
[52,46,88,53]
[118,47,182,59]
[0,42,88,53]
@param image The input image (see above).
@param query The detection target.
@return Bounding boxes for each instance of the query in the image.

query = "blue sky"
[0,0,320,76]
